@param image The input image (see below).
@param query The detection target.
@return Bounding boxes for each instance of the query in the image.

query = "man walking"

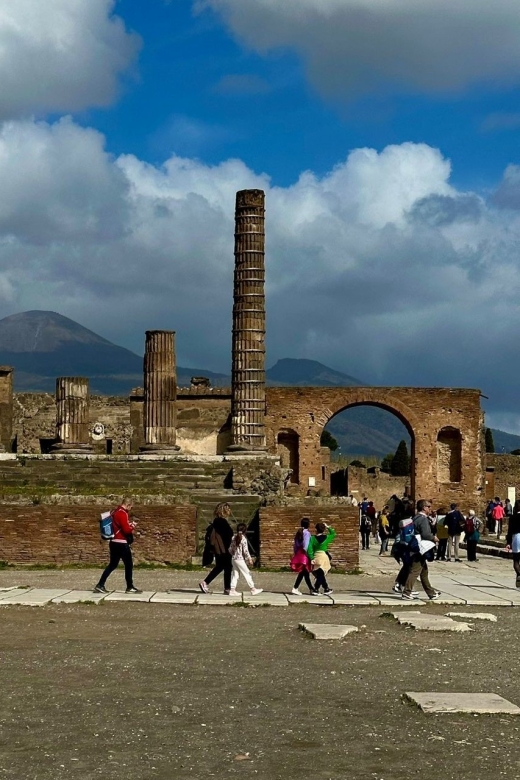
[505,509,520,588]
[402,499,440,601]
[94,497,141,594]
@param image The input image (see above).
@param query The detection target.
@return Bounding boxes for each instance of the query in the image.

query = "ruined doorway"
[322,403,414,503]
[277,429,299,484]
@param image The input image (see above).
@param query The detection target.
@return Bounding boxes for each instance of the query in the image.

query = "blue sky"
[3,0,520,431]
[83,1,520,191]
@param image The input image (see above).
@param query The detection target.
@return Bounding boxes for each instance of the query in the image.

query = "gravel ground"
[0,599,519,780]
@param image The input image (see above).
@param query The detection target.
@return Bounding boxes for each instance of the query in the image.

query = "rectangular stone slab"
[197,593,244,605]
[0,588,32,602]
[446,612,497,622]
[151,592,198,604]
[300,623,358,640]
[405,692,520,715]
[242,593,288,606]
[472,587,520,605]
[429,584,511,605]
[0,588,71,605]
[286,594,333,605]
[104,591,155,603]
[52,590,107,603]
[367,593,427,606]
[330,593,379,605]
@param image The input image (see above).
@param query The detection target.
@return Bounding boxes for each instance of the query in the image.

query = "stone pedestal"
[229,189,267,452]
[52,377,92,453]
[141,330,179,453]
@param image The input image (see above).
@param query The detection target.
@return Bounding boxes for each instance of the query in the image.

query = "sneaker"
[310,590,321,596]
[93,584,108,594]
[223,590,230,595]
[392,584,402,593]
[228,590,240,596]
[250,588,263,596]
[411,591,421,598]
[429,591,442,600]
[323,588,334,595]
[401,592,417,600]
[199,581,209,594]
[455,558,462,563]
[291,588,302,595]
[125,587,143,594]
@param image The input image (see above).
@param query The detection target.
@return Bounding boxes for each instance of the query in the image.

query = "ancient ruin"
[0,187,504,568]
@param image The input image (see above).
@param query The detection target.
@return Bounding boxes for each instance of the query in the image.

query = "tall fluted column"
[141,330,179,452]
[229,189,267,451]
[52,377,92,452]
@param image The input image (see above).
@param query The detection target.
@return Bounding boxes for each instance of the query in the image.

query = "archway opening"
[322,403,414,503]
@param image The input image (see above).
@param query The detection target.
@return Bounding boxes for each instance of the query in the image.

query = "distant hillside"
[266,358,362,387]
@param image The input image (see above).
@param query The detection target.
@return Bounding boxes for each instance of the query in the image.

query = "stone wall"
[0,504,197,565]
[345,466,408,509]
[259,505,359,571]
[486,454,520,505]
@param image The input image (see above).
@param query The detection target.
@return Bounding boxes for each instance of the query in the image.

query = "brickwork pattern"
[259,506,359,571]
[0,505,197,565]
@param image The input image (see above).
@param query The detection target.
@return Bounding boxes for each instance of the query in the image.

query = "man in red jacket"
[94,497,142,594]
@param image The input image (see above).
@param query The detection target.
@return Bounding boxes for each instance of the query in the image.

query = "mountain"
[0,310,518,458]
[0,311,228,395]
[266,358,362,387]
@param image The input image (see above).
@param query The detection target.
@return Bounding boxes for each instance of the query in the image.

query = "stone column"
[141,330,179,452]
[229,189,267,451]
[52,377,92,452]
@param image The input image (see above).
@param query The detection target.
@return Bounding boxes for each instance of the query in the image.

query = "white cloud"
[0,0,140,118]
[2,117,520,425]
[199,0,520,97]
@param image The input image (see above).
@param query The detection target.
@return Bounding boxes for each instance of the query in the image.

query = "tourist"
[493,498,506,539]
[199,502,234,594]
[445,503,465,562]
[391,516,419,597]
[366,501,378,539]
[505,511,520,588]
[359,496,369,516]
[464,510,481,562]
[402,499,440,601]
[435,508,449,561]
[94,497,142,594]
[486,497,499,534]
[350,494,358,508]
[378,506,391,555]
[360,512,371,550]
[228,523,263,596]
[505,498,513,535]
[290,518,317,596]
[308,522,336,595]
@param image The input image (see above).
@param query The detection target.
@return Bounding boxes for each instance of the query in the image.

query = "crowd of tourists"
[93,493,520,598]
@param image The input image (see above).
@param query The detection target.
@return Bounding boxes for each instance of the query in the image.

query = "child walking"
[228,524,263,596]
[307,522,336,595]
[290,517,317,595]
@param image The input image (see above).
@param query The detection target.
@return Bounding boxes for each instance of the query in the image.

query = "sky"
[2,1,520,431]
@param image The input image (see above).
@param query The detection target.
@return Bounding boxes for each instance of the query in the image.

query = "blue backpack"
[99,511,114,540]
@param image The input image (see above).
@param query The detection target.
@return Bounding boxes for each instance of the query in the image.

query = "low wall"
[0,505,197,566]
[259,506,359,571]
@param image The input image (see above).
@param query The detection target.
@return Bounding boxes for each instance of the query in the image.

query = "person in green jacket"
[307,522,336,595]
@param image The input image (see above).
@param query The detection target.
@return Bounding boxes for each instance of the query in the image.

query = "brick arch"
[320,397,419,438]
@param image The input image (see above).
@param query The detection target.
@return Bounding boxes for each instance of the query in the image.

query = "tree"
[485,428,495,453]
[320,430,338,451]
[391,440,410,476]
[511,449,520,456]
[349,460,366,468]
[380,453,394,473]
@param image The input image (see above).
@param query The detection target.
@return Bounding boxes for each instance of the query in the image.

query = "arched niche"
[277,428,299,484]
[437,426,462,483]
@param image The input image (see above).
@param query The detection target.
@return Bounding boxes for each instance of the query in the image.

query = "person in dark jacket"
[94,497,141,594]
[505,511,520,588]
[402,499,440,601]
[199,503,234,594]
[445,503,465,562]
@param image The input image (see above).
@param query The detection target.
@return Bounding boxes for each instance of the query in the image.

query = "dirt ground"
[0,598,519,780]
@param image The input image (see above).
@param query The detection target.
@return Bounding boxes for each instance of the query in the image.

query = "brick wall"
[0,504,197,565]
[486,455,520,505]
[259,505,359,571]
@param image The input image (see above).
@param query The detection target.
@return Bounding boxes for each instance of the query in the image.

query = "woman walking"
[290,518,317,596]
[199,502,234,594]
[94,497,141,594]
[307,522,336,595]
[228,524,263,596]
[378,506,391,555]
